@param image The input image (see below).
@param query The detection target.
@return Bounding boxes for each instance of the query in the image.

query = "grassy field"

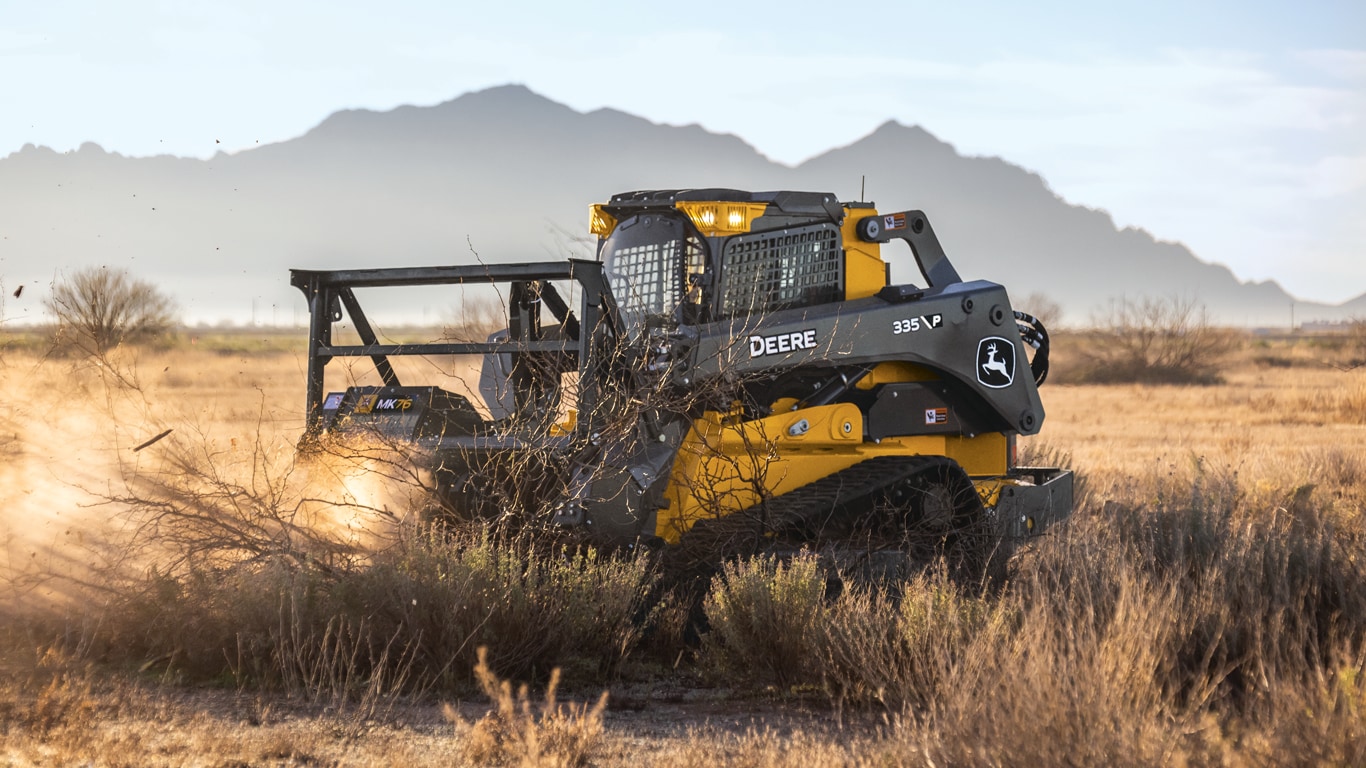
[1,328,1363,766]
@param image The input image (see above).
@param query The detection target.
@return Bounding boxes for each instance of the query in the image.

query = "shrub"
[45,267,176,355]
[820,571,1003,710]
[443,296,507,343]
[1347,317,1366,368]
[1017,291,1064,329]
[97,531,656,695]
[700,555,1005,707]
[1078,295,1236,384]
[341,531,656,686]
[701,554,826,688]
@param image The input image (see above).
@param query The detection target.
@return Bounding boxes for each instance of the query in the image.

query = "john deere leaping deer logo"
[976,337,1016,389]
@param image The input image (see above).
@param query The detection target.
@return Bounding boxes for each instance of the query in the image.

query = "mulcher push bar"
[290,260,609,435]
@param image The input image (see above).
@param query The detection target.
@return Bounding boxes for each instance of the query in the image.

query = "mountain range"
[1,84,1361,328]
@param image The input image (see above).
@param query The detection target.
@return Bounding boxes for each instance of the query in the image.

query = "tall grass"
[697,460,1366,760]
[88,530,657,696]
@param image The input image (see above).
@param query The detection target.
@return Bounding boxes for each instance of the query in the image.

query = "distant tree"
[45,267,177,354]
[443,295,507,342]
[1080,296,1236,384]
[1348,317,1366,367]
[1017,292,1064,330]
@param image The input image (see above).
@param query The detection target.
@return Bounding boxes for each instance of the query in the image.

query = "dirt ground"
[0,678,873,767]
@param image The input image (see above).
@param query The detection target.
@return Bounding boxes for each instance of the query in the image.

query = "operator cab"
[594,190,862,337]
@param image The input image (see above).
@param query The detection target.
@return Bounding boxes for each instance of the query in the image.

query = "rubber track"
[674,454,980,566]
[750,454,975,536]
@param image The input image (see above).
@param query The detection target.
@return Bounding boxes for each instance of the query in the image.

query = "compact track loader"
[291,190,1072,559]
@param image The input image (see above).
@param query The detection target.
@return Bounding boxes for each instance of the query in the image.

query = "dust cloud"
[0,348,474,617]
[0,355,142,613]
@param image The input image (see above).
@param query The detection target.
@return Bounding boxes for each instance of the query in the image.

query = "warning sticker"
[884,213,907,230]
[925,407,948,425]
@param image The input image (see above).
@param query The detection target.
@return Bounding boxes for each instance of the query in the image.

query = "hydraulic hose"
[1014,310,1051,386]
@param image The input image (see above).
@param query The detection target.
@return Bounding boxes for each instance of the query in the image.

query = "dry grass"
[447,647,609,767]
[1,331,1364,764]
[75,529,657,697]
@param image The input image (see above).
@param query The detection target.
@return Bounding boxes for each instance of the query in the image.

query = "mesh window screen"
[719,223,842,318]
[607,238,682,322]
[606,237,706,332]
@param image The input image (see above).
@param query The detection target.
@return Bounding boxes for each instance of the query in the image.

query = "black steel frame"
[290,260,610,435]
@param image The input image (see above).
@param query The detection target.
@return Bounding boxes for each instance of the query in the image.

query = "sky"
[2,0,1364,304]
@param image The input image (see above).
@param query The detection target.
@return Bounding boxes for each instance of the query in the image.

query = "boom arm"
[854,210,962,288]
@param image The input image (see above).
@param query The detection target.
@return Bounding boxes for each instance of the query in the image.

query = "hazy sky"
[3,0,1363,303]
